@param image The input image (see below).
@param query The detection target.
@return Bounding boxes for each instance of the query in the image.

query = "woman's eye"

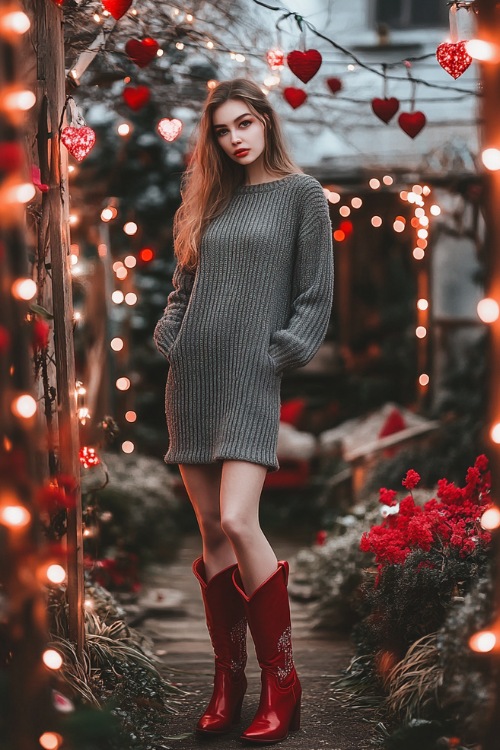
[215,128,228,137]
[240,120,252,128]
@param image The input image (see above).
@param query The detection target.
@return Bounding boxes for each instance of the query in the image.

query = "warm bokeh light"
[393,220,405,233]
[116,267,128,280]
[430,204,441,216]
[0,504,31,528]
[419,216,429,227]
[139,247,155,262]
[4,88,36,110]
[400,190,408,201]
[369,178,380,190]
[123,221,138,235]
[412,185,423,195]
[125,410,137,422]
[382,175,393,185]
[465,39,497,61]
[116,377,131,391]
[39,732,63,750]
[411,217,420,229]
[42,649,63,670]
[419,373,430,387]
[117,123,131,136]
[98,243,107,257]
[7,182,36,203]
[111,337,124,351]
[481,506,500,530]
[11,277,37,300]
[417,229,428,239]
[416,326,427,339]
[122,440,135,454]
[69,214,79,226]
[417,298,429,311]
[339,205,351,217]
[469,630,497,653]
[371,216,382,228]
[351,197,363,209]
[490,422,500,444]
[70,254,78,266]
[46,564,66,584]
[477,297,500,323]
[327,191,341,204]
[482,148,500,171]
[100,207,113,222]
[112,261,123,272]
[333,230,345,242]
[417,238,428,249]
[0,11,31,36]
[422,185,431,196]
[124,255,137,268]
[125,292,138,305]
[415,207,425,218]
[11,394,37,418]
[112,290,124,304]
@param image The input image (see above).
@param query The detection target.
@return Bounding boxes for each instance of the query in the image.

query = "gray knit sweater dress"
[153,172,334,472]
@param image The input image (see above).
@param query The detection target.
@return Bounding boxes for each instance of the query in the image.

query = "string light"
[465,39,497,61]
[117,123,131,136]
[11,277,37,300]
[482,148,500,171]
[39,732,63,750]
[400,191,408,200]
[79,446,100,467]
[481,506,500,530]
[124,292,138,305]
[78,407,90,424]
[139,247,154,262]
[0,504,31,528]
[0,10,31,37]
[416,326,427,339]
[125,411,137,422]
[469,631,497,653]
[116,377,131,391]
[430,204,441,216]
[333,229,345,242]
[419,373,430,387]
[339,206,351,217]
[327,192,341,204]
[490,422,500,444]
[46,564,66,584]
[417,228,428,239]
[422,186,431,196]
[42,649,63,670]
[11,394,37,418]
[112,291,124,303]
[122,440,135,454]
[101,208,114,222]
[2,88,36,111]
[382,175,393,186]
[124,255,137,268]
[157,49,164,57]
[393,219,405,233]
[369,178,380,189]
[112,261,124,272]
[116,267,128,280]
[417,298,429,311]
[477,297,500,323]
[175,42,184,50]
[371,216,382,227]
[123,222,138,235]
[6,182,35,203]
[111,337,124,351]
[351,197,363,209]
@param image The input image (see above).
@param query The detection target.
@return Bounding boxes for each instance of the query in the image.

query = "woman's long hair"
[173,79,301,271]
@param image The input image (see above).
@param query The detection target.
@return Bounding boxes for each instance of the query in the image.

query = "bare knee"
[198,508,226,548]
[220,510,256,545]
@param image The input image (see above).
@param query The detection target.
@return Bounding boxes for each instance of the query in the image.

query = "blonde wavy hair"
[173,78,301,271]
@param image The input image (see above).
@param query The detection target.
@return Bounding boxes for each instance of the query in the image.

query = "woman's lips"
[234,149,250,158]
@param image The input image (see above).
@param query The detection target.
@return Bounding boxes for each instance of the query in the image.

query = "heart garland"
[371,97,400,124]
[266,48,284,70]
[61,126,96,161]
[283,87,307,109]
[157,118,183,142]
[125,38,159,68]
[102,0,133,20]
[398,111,427,139]
[287,49,322,83]
[123,85,151,111]
[436,41,472,79]
[326,77,342,94]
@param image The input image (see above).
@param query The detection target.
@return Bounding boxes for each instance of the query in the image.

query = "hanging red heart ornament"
[436,41,472,79]
[267,48,284,70]
[283,87,307,109]
[371,97,400,123]
[157,118,183,142]
[61,126,96,161]
[326,77,342,94]
[398,111,427,139]
[123,85,151,111]
[103,0,133,20]
[287,49,322,83]
[125,38,159,68]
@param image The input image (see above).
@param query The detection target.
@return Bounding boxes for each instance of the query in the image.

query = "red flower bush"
[360,456,492,569]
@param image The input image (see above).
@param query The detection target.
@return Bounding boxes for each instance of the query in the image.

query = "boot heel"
[290,700,301,732]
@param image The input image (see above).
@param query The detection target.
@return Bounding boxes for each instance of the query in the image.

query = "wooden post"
[475,3,500,748]
[22,0,84,653]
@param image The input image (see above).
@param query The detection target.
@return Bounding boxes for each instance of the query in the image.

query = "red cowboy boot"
[232,562,302,744]
[193,557,248,735]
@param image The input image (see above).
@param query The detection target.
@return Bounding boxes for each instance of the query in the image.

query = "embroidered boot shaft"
[193,557,248,735]
[232,561,302,744]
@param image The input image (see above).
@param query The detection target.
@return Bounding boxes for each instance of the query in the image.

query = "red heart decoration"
[61,126,96,162]
[125,38,159,68]
[123,85,151,111]
[287,49,322,83]
[371,97,400,124]
[398,111,427,139]
[326,77,342,94]
[103,0,133,20]
[157,118,183,142]
[283,87,307,109]
[267,48,284,70]
[436,41,472,79]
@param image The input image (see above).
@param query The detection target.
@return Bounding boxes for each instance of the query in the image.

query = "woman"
[154,79,334,744]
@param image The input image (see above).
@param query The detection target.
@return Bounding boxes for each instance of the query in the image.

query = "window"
[375,0,448,28]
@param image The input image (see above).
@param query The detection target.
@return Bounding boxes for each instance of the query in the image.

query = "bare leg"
[178,462,236,580]
[219,460,278,596]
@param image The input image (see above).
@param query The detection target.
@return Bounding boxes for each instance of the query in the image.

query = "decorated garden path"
[136,533,375,750]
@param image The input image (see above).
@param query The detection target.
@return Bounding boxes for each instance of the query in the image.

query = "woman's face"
[212,99,266,166]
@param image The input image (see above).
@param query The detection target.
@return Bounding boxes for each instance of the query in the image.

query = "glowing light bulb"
[11,394,37,418]
[176,42,184,50]
[417,238,428,249]
[186,13,193,21]
[371,216,382,228]
[415,207,425,218]
[69,214,79,226]
[206,41,214,49]
[112,291,124,304]
[477,297,500,323]
[4,89,36,110]
[339,206,351,217]
[393,220,405,233]
[112,261,124,272]
[481,506,500,530]
[0,504,31,527]
[327,192,341,204]
[124,255,137,268]
[416,326,427,339]
[412,185,423,195]
[419,373,430,387]
[123,222,137,235]
[117,123,131,137]
[116,377,131,391]
[400,191,408,200]
[122,440,135,454]
[7,182,36,203]
[482,148,500,171]
[430,205,441,216]
[46,564,66,584]
[417,229,428,239]
[469,630,497,653]
[351,197,363,209]
[125,292,138,305]
[207,80,218,89]
[157,49,164,56]
[39,732,63,750]
[12,277,37,300]
[333,230,346,242]
[422,185,431,196]
[0,11,31,35]
[417,298,429,311]
[369,178,380,190]
[419,216,429,227]
[70,254,78,266]
[111,338,124,352]
[101,208,113,222]
[235,53,245,62]
[490,422,500,444]
[116,267,128,280]
[465,39,497,61]
[43,649,63,670]
[125,410,137,422]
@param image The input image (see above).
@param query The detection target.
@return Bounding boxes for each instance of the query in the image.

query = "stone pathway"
[137,534,375,750]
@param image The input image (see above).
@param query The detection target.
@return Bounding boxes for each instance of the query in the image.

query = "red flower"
[379,487,397,506]
[402,469,420,490]
[475,454,489,473]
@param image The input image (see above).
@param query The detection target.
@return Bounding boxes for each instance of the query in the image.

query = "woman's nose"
[231,131,241,144]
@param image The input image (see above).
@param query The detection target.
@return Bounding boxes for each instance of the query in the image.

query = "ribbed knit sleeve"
[268,179,334,374]
[153,262,195,360]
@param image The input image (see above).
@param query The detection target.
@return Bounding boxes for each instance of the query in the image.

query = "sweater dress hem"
[163,452,279,473]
